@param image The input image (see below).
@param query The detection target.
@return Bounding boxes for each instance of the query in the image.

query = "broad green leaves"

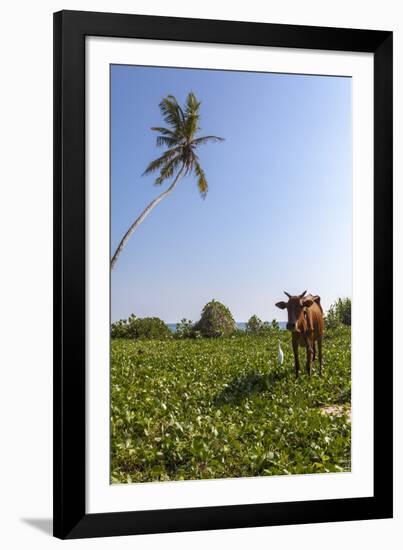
[111,327,351,483]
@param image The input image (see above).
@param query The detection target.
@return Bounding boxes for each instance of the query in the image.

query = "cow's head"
[275,291,315,333]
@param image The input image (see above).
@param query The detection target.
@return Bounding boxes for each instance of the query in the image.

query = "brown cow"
[275,290,324,378]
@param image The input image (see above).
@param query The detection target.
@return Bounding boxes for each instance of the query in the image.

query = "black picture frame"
[53,9,393,540]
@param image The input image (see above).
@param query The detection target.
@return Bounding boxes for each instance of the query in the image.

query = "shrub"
[194,299,236,338]
[245,316,280,335]
[326,298,351,329]
[175,318,194,339]
[111,315,135,339]
[245,315,263,333]
[111,314,171,340]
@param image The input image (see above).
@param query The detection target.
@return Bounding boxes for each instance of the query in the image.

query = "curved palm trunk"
[111,165,185,269]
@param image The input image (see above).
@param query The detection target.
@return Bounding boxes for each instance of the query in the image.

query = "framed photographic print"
[53,10,393,539]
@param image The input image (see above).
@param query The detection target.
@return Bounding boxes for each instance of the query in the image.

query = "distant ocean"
[167,321,287,333]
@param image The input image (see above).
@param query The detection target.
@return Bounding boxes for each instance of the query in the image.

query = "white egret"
[278,339,284,366]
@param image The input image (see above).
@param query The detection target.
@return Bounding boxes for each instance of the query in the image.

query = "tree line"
[111,297,351,340]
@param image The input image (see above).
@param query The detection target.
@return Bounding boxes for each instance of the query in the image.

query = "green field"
[111,327,351,483]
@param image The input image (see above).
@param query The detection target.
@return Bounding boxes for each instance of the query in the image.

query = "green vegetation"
[245,314,263,333]
[245,315,280,335]
[174,318,195,339]
[325,297,351,329]
[111,326,351,483]
[193,299,236,338]
[111,314,171,340]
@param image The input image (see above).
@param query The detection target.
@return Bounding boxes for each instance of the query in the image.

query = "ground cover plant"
[111,325,351,483]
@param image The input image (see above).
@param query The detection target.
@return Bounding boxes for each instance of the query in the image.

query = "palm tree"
[111,92,224,269]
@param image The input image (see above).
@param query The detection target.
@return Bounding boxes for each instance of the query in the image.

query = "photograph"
[110,63,352,484]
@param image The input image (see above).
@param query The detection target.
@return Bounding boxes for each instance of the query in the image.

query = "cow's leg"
[305,342,312,376]
[292,335,300,378]
[312,341,316,362]
[318,337,323,376]
[302,334,313,375]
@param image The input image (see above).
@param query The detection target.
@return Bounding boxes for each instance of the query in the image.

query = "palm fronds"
[194,160,208,199]
[143,92,224,197]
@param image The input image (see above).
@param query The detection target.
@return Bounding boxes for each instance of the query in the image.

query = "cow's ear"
[275,301,287,309]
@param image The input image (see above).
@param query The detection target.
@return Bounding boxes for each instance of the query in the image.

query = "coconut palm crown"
[111,92,224,269]
[143,92,224,197]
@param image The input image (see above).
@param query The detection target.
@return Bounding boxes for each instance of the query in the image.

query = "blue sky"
[111,65,351,323]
